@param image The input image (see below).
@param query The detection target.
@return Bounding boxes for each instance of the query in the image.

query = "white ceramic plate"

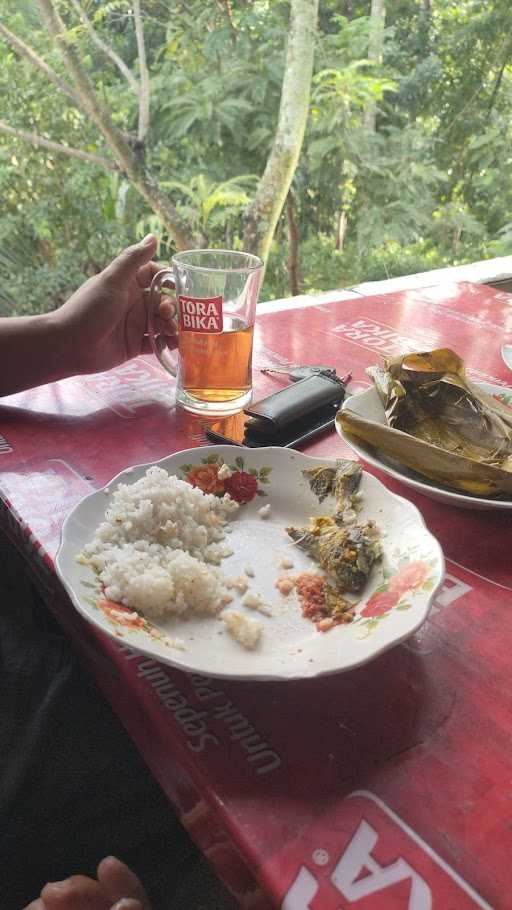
[338,382,512,511]
[55,446,444,681]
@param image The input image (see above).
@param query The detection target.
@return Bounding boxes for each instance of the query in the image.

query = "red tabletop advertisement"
[1,282,512,909]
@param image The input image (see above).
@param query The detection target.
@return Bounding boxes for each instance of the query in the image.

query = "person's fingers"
[154,314,178,339]
[148,292,178,337]
[111,900,144,910]
[104,235,158,284]
[141,328,177,354]
[40,875,110,910]
[158,298,177,323]
[142,299,177,335]
[160,321,178,339]
[136,261,167,289]
[97,856,152,910]
[142,290,177,325]
[22,900,46,910]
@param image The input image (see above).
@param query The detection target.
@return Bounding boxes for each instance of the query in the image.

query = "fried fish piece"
[332,459,363,508]
[286,516,381,593]
[303,459,363,509]
[302,465,337,502]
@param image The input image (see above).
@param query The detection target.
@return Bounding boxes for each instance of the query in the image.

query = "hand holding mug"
[53,234,177,377]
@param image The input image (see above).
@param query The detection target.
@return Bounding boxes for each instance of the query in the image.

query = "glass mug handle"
[147,268,179,377]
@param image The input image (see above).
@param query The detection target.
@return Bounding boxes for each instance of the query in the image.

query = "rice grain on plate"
[222,611,262,649]
[80,466,238,619]
[241,591,272,616]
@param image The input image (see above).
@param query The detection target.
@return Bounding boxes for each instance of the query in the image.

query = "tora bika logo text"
[178,295,223,333]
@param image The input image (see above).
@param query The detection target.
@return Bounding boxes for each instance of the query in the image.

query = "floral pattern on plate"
[357,558,438,636]
[57,445,445,681]
[179,453,272,503]
[80,576,182,648]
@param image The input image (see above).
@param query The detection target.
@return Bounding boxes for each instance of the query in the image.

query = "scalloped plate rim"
[55,446,445,682]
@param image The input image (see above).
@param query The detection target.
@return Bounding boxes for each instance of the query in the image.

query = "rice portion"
[222,611,262,649]
[80,466,238,618]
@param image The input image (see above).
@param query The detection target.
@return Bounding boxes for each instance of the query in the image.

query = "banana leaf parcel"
[338,348,512,497]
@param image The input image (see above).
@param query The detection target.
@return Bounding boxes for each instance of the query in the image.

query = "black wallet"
[244,373,346,433]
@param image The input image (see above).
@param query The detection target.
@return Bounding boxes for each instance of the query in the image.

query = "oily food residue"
[284,458,382,632]
[97,598,145,628]
[275,572,355,632]
[295,572,355,632]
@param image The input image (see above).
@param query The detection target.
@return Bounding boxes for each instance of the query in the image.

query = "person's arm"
[0,311,71,397]
[0,234,176,398]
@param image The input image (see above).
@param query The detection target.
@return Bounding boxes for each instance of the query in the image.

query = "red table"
[1,282,512,909]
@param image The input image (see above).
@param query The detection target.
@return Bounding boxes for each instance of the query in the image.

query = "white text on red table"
[283,819,432,909]
[118,654,282,776]
[282,794,490,910]
[0,432,13,454]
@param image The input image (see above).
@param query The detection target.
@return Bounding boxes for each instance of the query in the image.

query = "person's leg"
[0,532,198,910]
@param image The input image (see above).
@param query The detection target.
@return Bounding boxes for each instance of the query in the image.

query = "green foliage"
[160,174,258,237]
[0,0,511,314]
[266,233,452,298]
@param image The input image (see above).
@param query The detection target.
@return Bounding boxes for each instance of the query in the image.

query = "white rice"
[241,591,272,616]
[80,466,238,618]
[222,611,262,649]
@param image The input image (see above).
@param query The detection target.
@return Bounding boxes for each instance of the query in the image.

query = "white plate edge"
[338,381,512,510]
[55,446,446,682]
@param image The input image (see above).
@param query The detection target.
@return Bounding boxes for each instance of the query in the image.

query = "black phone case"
[204,401,341,449]
[243,373,345,431]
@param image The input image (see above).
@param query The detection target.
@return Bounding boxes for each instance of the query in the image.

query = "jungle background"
[1,0,511,315]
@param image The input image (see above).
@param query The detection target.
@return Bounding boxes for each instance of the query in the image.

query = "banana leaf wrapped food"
[338,348,512,497]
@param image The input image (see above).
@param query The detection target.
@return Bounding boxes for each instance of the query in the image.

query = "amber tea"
[179,316,253,403]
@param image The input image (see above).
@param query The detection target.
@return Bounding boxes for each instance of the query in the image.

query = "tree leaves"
[1,0,511,313]
[160,173,258,237]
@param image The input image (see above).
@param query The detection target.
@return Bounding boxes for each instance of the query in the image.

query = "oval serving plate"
[337,381,512,511]
[56,446,444,681]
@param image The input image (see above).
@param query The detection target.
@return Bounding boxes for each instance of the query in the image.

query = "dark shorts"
[0,531,198,910]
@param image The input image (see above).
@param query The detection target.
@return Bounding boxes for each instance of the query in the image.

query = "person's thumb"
[97,856,152,910]
[104,234,157,284]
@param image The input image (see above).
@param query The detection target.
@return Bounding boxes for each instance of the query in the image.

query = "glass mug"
[147,249,263,415]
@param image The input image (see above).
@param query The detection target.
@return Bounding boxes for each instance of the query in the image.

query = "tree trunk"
[363,0,386,132]
[286,191,300,296]
[0,120,117,171]
[0,21,81,106]
[486,39,512,120]
[243,0,319,264]
[335,211,348,252]
[36,0,194,249]
[68,0,139,94]
[133,0,150,142]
